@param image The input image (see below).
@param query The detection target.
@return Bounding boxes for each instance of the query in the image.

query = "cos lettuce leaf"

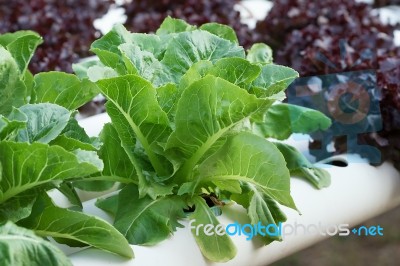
[161,30,245,83]
[0,31,43,76]
[0,29,137,263]
[19,194,133,258]
[72,18,332,263]
[251,64,299,97]
[96,75,173,197]
[16,103,71,143]
[189,196,237,262]
[274,142,331,189]
[166,75,273,182]
[0,108,27,141]
[0,222,72,266]
[0,141,103,204]
[256,103,332,140]
[0,48,27,116]
[33,72,99,110]
[113,184,186,245]
[197,132,296,210]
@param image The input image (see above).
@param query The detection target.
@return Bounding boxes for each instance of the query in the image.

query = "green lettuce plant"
[73,17,333,262]
[0,31,133,264]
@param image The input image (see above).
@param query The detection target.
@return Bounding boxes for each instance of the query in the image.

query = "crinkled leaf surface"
[251,64,299,97]
[157,83,180,121]
[98,123,137,181]
[161,30,245,83]
[178,60,213,90]
[0,31,43,75]
[0,141,103,204]
[119,43,171,87]
[207,57,261,87]
[74,123,138,192]
[0,190,37,223]
[166,75,272,182]
[0,108,27,141]
[130,33,164,59]
[0,47,27,116]
[19,194,133,258]
[74,19,332,263]
[60,118,92,144]
[96,75,172,178]
[197,132,296,209]
[0,222,71,266]
[114,184,186,245]
[16,103,71,143]
[50,118,98,152]
[34,72,99,110]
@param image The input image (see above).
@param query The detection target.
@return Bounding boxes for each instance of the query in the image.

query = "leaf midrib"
[122,197,163,235]
[1,180,49,205]
[107,97,168,177]
[175,125,231,182]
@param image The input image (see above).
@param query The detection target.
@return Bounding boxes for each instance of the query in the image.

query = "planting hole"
[323,158,348,167]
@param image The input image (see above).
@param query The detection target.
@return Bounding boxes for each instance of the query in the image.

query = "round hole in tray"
[323,158,349,167]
